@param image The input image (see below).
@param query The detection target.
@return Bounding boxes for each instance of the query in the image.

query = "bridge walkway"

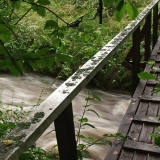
[105,37,160,160]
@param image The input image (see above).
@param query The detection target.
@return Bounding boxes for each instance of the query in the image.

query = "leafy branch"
[22,0,69,25]
[14,8,32,25]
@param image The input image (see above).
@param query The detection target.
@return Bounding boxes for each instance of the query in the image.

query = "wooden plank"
[139,123,154,143]
[147,102,159,116]
[141,95,160,102]
[54,103,78,160]
[143,85,153,96]
[127,122,142,141]
[105,68,150,160]
[156,52,160,59]
[123,140,160,154]
[119,149,134,160]
[136,101,149,116]
[148,153,160,160]
[146,81,156,85]
[133,115,160,124]
[132,151,147,160]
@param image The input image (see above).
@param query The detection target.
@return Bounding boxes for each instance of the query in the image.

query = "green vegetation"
[75,92,124,159]
[0,0,152,90]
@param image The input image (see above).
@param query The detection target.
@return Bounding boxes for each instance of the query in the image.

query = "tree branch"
[22,0,69,25]
[14,8,32,25]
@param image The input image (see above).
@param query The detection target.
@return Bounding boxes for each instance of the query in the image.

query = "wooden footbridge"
[1,0,160,160]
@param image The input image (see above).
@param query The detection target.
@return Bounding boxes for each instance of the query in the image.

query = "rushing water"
[0,73,131,160]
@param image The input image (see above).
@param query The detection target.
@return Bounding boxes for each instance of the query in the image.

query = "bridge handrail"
[0,0,159,159]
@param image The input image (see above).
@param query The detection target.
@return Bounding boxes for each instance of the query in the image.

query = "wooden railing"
[0,0,159,159]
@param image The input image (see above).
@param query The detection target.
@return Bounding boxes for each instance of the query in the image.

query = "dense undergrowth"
[1,0,152,91]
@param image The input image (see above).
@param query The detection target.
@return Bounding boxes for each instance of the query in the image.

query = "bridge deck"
[105,37,160,160]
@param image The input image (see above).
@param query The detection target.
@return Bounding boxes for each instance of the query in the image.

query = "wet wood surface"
[105,37,160,159]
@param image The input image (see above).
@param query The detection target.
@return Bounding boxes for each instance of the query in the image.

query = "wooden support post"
[99,0,103,24]
[132,26,140,95]
[54,103,78,160]
[153,4,158,48]
[145,12,151,62]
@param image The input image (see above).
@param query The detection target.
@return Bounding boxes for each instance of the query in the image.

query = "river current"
[0,73,131,160]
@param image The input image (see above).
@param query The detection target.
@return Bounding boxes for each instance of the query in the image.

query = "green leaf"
[9,60,23,76]
[44,20,58,29]
[87,109,99,117]
[56,53,72,63]
[126,0,138,19]
[138,72,156,80]
[36,47,49,56]
[43,57,55,68]
[37,0,51,5]
[0,25,11,42]
[152,83,160,93]
[81,150,91,158]
[31,5,46,17]
[78,135,86,139]
[115,0,126,21]
[77,144,86,150]
[52,38,61,47]
[0,45,7,55]
[82,123,95,128]
[59,43,66,53]
[148,61,155,65]
[77,150,83,159]
[0,59,11,69]
[8,0,21,10]
[85,97,94,101]
[150,133,157,138]
[19,152,31,160]
[79,33,90,42]
[78,118,88,123]
[103,0,115,8]
[155,137,160,146]
[93,95,101,101]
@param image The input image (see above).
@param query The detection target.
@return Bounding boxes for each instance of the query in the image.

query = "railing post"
[145,12,151,61]
[54,103,78,160]
[132,26,140,95]
[153,4,158,48]
[99,0,103,24]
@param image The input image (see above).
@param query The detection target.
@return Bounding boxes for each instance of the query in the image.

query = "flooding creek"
[0,73,131,160]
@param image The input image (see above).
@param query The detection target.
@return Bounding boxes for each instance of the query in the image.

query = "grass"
[9,0,153,91]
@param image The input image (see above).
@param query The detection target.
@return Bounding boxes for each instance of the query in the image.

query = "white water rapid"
[0,73,131,160]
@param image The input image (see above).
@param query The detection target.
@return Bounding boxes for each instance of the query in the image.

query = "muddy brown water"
[0,73,131,160]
